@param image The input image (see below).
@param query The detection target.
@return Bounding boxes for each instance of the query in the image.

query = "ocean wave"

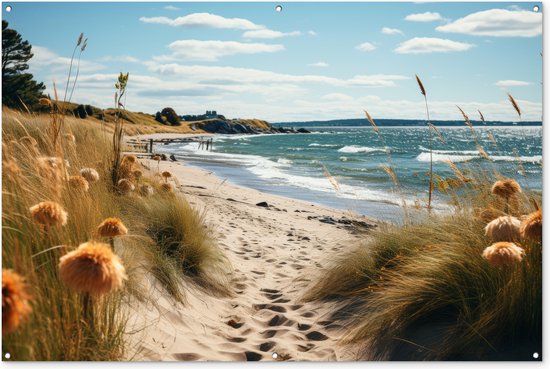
[418,146,479,155]
[309,143,339,147]
[416,152,542,163]
[416,153,477,163]
[164,143,416,207]
[338,145,386,154]
[277,158,293,165]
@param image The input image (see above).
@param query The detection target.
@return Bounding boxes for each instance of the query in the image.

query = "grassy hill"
[32,102,272,135]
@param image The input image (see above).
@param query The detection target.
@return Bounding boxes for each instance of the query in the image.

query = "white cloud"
[243,29,301,39]
[405,12,443,22]
[394,37,474,54]
[99,55,140,63]
[154,40,284,61]
[436,9,542,37]
[322,93,353,101]
[495,80,532,87]
[308,30,317,36]
[30,46,104,73]
[381,27,403,35]
[139,13,263,30]
[356,42,376,52]
[146,62,408,87]
[163,5,180,11]
[308,61,329,68]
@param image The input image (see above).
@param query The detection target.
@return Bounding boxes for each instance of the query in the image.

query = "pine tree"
[2,20,45,109]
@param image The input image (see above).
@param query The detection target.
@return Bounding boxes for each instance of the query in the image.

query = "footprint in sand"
[306,331,329,341]
[259,341,276,352]
[226,319,244,329]
[244,351,263,361]
[267,314,291,326]
[255,304,287,313]
[173,353,200,361]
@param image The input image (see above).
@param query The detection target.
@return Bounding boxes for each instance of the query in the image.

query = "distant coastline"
[272,118,542,127]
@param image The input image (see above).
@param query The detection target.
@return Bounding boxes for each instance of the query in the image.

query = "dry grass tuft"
[306,176,541,359]
[2,269,32,334]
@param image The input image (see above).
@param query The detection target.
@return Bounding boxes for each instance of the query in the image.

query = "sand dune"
[126,159,374,361]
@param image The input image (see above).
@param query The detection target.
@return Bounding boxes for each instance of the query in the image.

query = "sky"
[3,1,543,122]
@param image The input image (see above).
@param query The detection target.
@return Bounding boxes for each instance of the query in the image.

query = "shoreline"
[126,156,377,361]
[129,132,408,223]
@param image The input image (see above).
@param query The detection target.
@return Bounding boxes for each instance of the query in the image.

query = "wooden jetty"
[125,136,214,154]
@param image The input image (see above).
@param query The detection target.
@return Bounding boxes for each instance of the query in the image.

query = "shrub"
[160,107,180,126]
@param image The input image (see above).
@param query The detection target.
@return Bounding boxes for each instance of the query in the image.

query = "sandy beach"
[125,150,377,361]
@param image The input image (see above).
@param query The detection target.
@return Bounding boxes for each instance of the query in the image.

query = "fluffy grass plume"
[29,201,68,228]
[520,209,542,241]
[80,167,100,183]
[97,217,128,239]
[415,74,426,96]
[482,242,524,267]
[491,179,521,199]
[484,216,520,242]
[160,182,173,193]
[478,110,485,122]
[139,184,154,197]
[58,241,127,296]
[97,217,128,250]
[2,269,32,334]
[68,175,89,192]
[507,93,521,118]
[364,110,379,134]
[117,178,135,194]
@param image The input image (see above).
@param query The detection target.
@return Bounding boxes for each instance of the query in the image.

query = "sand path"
[127,160,372,361]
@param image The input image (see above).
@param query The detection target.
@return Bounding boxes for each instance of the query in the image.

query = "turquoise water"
[159,126,542,222]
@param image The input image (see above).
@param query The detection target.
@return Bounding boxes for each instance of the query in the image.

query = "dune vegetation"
[305,77,542,360]
[2,74,231,359]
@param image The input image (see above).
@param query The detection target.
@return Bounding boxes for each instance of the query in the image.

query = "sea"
[157,125,542,223]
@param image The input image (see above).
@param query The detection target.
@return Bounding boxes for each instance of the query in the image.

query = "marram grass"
[2,108,231,360]
[305,187,541,360]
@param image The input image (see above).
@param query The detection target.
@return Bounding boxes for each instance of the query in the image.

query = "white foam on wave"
[309,143,339,147]
[418,146,478,155]
[277,158,293,165]
[416,152,542,163]
[165,143,414,207]
[338,145,386,154]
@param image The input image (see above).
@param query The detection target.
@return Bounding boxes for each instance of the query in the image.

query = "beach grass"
[304,105,542,360]
[1,107,231,360]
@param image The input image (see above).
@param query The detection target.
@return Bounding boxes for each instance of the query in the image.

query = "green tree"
[2,20,45,109]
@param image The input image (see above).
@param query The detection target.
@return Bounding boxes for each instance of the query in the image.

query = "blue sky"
[3,2,543,122]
